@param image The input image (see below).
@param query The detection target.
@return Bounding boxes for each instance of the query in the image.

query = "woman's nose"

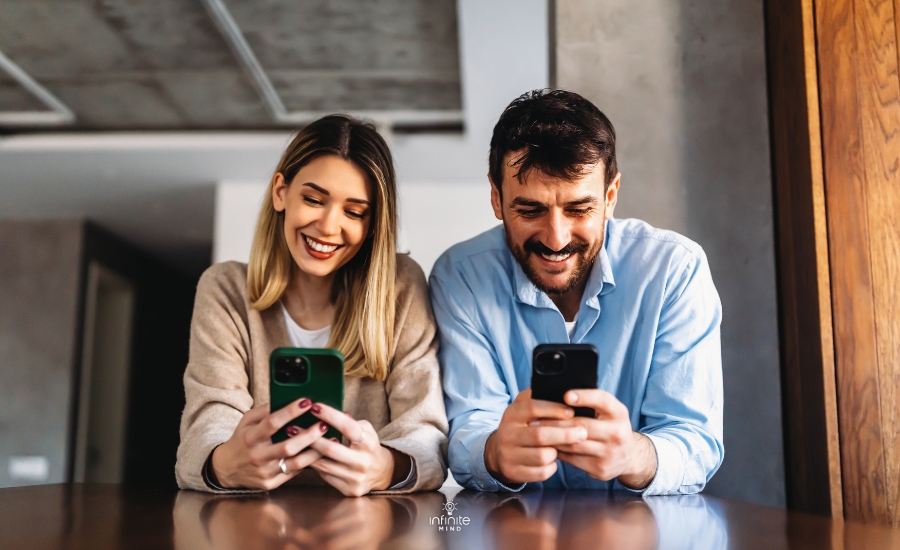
[316,205,341,236]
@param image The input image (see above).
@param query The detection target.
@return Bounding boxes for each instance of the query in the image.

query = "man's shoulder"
[607,218,705,260]
[431,224,509,280]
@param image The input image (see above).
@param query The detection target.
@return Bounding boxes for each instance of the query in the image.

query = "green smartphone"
[269,347,344,443]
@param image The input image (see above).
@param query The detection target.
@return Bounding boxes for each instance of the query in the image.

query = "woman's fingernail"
[567,392,579,403]
[320,423,329,433]
[311,404,322,414]
[299,398,311,409]
[286,426,300,437]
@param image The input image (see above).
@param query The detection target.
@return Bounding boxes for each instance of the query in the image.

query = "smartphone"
[531,343,599,417]
[269,347,344,443]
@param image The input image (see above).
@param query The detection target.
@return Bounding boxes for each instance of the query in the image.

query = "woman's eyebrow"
[302,182,329,195]
[346,198,370,205]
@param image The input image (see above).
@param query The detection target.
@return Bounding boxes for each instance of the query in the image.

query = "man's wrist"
[484,431,509,484]
[616,432,658,490]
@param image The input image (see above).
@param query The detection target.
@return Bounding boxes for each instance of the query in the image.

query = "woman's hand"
[307,403,412,497]
[211,398,328,490]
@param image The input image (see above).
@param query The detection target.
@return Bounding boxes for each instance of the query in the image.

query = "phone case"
[531,343,599,417]
[270,347,344,443]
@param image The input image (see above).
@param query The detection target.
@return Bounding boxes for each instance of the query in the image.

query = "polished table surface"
[1,484,900,549]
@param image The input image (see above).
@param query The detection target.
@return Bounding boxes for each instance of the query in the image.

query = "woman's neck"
[281,270,336,331]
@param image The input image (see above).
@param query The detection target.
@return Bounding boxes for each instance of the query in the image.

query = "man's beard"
[505,228,603,295]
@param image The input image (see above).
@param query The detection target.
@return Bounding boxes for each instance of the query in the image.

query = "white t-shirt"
[282,305,331,348]
[565,315,578,341]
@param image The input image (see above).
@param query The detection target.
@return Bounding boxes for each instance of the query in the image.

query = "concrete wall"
[213,0,549,275]
[557,0,784,506]
[0,220,83,487]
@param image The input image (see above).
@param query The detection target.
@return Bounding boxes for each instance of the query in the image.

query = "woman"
[175,115,448,495]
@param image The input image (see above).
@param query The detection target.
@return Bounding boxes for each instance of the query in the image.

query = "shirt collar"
[512,221,616,307]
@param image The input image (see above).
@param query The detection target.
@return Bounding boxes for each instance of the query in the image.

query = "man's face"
[491,153,620,296]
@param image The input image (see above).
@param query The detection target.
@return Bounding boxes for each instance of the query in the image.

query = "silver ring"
[279,458,289,475]
[352,429,366,445]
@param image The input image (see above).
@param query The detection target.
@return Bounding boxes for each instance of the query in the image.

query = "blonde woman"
[175,115,448,495]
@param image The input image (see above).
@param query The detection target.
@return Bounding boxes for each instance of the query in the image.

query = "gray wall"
[0,220,83,487]
[557,0,784,506]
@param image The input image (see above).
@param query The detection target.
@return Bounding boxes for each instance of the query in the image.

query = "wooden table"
[1,483,899,549]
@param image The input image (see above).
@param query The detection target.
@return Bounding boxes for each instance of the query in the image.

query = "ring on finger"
[279,458,290,475]
[351,428,366,445]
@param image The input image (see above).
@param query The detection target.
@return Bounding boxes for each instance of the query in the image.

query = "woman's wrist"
[211,442,237,489]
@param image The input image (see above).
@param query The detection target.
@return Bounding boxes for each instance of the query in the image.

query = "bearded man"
[430,90,724,494]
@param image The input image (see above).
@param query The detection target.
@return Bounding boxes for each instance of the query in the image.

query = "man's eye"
[517,209,543,217]
[568,208,594,216]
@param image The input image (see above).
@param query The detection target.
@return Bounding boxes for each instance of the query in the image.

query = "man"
[430,90,723,494]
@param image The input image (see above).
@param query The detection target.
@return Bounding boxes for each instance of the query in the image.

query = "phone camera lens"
[274,356,309,385]
[536,350,566,375]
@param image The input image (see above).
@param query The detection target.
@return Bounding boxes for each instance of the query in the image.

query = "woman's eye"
[345,210,366,219]
[303,196,323,206]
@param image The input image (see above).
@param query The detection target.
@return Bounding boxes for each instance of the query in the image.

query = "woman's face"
[272,155,373,279]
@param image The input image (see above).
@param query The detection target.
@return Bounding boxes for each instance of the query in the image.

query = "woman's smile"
[301,233,342,259]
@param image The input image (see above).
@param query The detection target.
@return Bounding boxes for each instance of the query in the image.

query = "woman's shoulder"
[197,261,250,301]
[394,253,427,294]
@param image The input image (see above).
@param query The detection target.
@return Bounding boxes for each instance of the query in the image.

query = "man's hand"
[484,389,588,485]
[540,390,657,489]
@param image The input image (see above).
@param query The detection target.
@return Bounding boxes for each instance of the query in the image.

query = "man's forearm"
[617,432,658,490]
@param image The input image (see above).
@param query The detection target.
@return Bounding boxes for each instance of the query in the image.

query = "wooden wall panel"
[813,0,900,525]
[766,0,842,517]
[856,0,900,525]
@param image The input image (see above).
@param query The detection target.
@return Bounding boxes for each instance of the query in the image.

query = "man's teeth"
[305,236,338,253]
[541,252,572,262]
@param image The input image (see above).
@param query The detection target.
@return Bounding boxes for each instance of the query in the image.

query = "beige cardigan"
[175,255,449,493]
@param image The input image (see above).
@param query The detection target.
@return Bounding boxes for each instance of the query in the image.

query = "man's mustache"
[523,238,590,256]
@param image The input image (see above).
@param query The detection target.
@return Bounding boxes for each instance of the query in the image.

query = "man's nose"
[542,209,571,251]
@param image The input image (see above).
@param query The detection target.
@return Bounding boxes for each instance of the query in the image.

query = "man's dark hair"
[489,89,617,194]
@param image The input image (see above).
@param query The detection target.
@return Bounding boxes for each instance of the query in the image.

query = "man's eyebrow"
[565,197,599,207]
[303,182,369,205]
[509,197,546,208]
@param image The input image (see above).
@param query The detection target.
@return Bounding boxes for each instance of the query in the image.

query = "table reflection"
[447,490,727,550]
[173,488,444,550]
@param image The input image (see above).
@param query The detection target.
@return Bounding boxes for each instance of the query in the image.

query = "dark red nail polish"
[320,423,329,433]
[310,404,322,414]
[299,398,311,409]
[286,426,300,437]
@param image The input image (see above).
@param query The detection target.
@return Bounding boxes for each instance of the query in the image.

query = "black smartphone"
[531,343,599,417]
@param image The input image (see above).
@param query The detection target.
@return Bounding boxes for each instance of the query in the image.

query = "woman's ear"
[272,173,288,212]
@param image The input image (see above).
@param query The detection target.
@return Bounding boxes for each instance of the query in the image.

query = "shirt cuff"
[388,457,418,490]
[621,433,684,496]
[472,430,526,492]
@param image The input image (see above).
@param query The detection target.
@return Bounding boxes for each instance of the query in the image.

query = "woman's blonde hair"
[247,115,397,381]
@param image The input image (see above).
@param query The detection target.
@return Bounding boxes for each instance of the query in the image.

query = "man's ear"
[272,172,287,212]
[604,172,621,220]
[489,175,503,221]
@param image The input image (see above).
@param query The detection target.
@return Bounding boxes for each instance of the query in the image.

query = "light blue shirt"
[430,218,724,494]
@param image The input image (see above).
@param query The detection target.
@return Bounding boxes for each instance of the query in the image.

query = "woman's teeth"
[541,251,572,262]
[305,236,338,253]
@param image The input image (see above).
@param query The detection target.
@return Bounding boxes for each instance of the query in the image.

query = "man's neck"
[548,275,589,322]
